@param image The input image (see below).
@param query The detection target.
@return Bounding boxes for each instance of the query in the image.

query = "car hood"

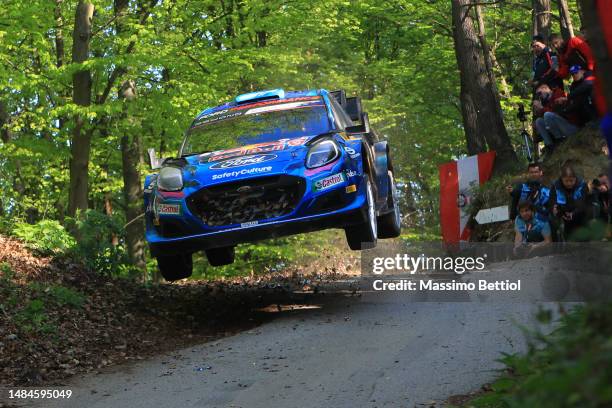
[181,136,314,186]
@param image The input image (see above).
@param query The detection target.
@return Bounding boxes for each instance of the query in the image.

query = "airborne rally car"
[144,89,401,281]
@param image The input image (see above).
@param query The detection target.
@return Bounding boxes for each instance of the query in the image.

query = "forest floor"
[0,235,360,389]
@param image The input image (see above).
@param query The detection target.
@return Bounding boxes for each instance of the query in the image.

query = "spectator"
[549,33,596,80]
[558,65,598,127]
[506,162,550,222]
[549,164,589,240]
[513,200,552,257]
[598,173,610,190]
[530,35,563,90]
[590,177,609,223]
[533,84,577,154]
[593,174,611,239]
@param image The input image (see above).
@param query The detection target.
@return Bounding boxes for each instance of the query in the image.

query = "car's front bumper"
[147,195,368,256]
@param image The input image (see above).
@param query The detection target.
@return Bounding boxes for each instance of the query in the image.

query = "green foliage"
[68,210,132,277]
[46,285,86,308]
[13,220,76,255]
[0,261,13,280]
[11,283,85,334]
[466,303,612,408]
[400,231,441,243]
[14,298,51,334]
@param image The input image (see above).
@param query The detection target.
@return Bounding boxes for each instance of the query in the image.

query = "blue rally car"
[144,89,401,281]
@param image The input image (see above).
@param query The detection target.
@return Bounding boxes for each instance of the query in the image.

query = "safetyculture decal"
[211,166,273,180]
[313,172,345,192]
[209,154,278,170]
[157,203,181,216]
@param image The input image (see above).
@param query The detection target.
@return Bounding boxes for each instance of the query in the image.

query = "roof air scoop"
[235,89,285,104]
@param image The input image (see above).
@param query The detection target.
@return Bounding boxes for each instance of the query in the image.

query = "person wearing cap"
[557,65,598,128]
[530,35,563,90]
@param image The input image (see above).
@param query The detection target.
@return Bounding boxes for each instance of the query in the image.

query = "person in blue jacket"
[549,164,589,240]
[507,162,550,222]
[514,200,552,257]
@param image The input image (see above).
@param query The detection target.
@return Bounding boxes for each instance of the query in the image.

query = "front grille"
[187,175,306,227]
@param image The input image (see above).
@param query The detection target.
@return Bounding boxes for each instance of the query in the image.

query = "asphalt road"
[34,257,566,408]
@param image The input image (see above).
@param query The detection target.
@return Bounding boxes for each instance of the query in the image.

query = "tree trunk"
[533,0,551,41]
[451,0,518,173]
[458,90,487,155]
[113,0,148,281]
[104,193,120,246]
[0,100,11,143]
[68,1,94,218]
[119,80,148,281]
[557,0,575,40]
[475,5,502,103]
[54,0,65,68]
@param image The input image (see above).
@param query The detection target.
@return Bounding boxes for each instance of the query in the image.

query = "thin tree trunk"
[452,0,518,173]
[533,0,552,41]
[54,0,65,68]
[475,5,502,104]
[104,193,120,246]
[0,100,11,143]
[119,80,148,282]
[68,1,94,217]
[112,0,148,281]
[557,0,575,40]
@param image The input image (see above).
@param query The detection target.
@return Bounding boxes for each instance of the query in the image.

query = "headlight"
[305,139,339,169]
[157,166,183,191]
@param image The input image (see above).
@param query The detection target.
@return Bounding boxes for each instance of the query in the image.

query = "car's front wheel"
[345,175,378,250]
[157,253,193,281]
[205,246,236,266]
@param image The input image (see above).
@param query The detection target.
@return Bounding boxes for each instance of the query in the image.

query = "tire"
[205,246,236,266]
[157,253,193,282]
[345,176,378,250]
[377,170,401,239]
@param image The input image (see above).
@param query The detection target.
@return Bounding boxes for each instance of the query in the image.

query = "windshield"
[182,96,331,157]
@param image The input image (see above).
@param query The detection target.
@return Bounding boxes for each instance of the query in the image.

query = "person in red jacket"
[550,34,596,80]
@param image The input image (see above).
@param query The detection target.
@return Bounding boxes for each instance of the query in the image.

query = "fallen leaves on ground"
[0,235,358,386]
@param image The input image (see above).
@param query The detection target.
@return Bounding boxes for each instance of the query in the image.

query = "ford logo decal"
[209,154,278,169]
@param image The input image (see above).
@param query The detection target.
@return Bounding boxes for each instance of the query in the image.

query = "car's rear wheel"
[205,246,236,266]
[157,253,193,281]
[377,170,401,239]
[345,175,378,250]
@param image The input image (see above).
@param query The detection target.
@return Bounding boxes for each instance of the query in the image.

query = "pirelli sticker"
[313,172,345,192]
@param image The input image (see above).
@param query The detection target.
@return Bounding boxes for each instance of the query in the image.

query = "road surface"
[35,258,563,408]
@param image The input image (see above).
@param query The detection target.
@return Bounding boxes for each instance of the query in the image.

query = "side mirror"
[147,148,163,170]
